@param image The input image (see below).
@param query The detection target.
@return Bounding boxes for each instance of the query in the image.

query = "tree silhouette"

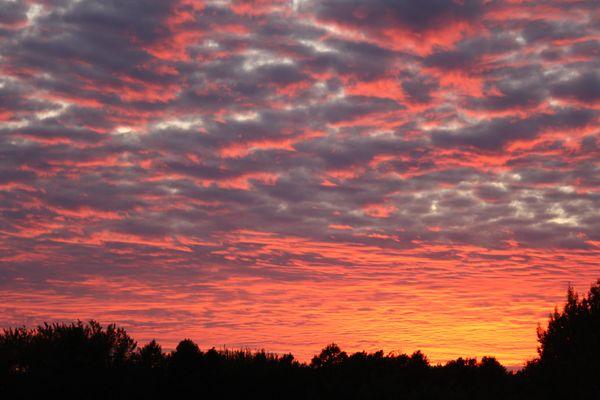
[310,343,348,368]
[170,338,202,370]
[168,337,203,393]
[528,279,600,398]
[138,339,165,370]
[408,349,429,369]
[0,320,137,398]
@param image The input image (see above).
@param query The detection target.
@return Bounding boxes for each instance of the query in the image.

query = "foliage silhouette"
[310,343,348,367]
[1,278,599,399]
[520,279,600,398]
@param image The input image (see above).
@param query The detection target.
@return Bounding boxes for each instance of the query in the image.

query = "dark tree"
[0,320,137,398]
[528,279,600,398]
[310,343,348,368]
[137,339,165,370]
[170,339,202,369]
[408,350,429,369]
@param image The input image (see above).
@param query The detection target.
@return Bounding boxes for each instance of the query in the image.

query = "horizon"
[3,284,599,398]
[0,315,555,372]
[1,0,599,372]
[1,279,585,371]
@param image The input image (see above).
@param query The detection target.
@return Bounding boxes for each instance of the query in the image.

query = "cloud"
[1,0,599,366]
[314,0,484,31]
[431,108,596,150]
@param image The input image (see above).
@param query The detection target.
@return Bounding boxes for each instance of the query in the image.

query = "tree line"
[1,279,599,399]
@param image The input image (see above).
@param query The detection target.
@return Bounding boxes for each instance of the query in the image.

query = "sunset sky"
[1,0,599,368]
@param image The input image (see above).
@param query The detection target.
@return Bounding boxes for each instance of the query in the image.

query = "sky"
[1,0,599,368]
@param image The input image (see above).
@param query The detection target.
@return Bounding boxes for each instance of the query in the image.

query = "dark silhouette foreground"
[1,279,599,399]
